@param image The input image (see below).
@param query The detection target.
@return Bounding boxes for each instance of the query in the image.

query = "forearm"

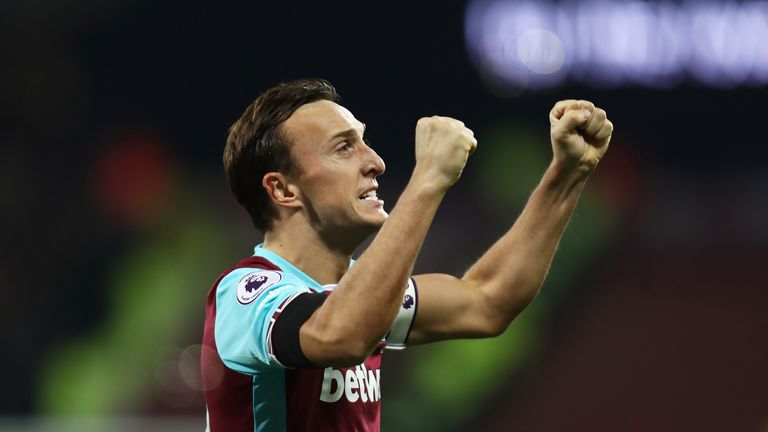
[404,100,611,344]
[463,161,589,324]
[310,172,445,353]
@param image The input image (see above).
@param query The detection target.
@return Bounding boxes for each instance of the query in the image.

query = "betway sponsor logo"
[319,364,381,403]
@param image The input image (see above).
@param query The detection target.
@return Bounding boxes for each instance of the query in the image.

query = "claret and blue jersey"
[201,245,417,432]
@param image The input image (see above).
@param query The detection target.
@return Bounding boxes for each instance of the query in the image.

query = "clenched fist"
[413,116,478,192]
[549,99,613,174]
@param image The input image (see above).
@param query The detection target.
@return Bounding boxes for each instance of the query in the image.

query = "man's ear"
[262,172,302,209]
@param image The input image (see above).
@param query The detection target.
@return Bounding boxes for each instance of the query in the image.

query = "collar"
[253,244,325,291]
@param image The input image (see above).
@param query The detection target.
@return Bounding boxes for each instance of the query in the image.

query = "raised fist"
[549,99,613,174]
[413,116,478,191]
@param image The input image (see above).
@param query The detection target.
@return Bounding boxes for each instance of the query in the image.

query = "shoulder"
[212,261,311,372]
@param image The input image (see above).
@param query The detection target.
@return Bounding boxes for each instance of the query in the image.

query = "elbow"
[305,329,376,368]
[326,336,373,367]
[300,305,388,367]
[477,286,538,338]
[481,316,511,338]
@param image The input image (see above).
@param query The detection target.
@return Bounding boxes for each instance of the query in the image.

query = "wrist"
[408,165,451,198]
[540,160,590,201]
[547,159,592,184]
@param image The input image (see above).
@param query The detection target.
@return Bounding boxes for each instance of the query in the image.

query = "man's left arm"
[407,99,613,344]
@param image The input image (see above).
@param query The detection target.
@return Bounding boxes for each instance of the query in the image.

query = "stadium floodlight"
[465,0,768,91]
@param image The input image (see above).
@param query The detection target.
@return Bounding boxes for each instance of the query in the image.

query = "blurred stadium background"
[1,0,767,431]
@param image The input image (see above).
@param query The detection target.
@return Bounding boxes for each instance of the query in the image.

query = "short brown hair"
[224,79,340,232]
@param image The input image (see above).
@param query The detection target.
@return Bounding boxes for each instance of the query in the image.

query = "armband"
[271,292,328,368]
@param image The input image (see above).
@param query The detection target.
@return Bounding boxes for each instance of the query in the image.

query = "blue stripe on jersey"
[252,370,287,432]
[215,267,310,373]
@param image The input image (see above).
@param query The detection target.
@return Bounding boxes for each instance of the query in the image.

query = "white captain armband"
[384,277,418,350]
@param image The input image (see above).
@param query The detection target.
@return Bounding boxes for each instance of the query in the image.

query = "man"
[201,79,613,431]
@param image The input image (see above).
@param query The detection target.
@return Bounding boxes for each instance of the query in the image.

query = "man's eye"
[337,142,352,152]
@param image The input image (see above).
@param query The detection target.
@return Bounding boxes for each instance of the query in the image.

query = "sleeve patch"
[236,271,283,305]
[403,293,415,310]
[384,277,418,350]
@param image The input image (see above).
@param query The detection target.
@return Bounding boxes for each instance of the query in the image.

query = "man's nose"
[362,145,386,177]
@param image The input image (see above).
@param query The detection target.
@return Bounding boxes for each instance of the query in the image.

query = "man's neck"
[263,225,353,286]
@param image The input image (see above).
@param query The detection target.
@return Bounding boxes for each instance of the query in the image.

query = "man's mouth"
[359,190,379,201]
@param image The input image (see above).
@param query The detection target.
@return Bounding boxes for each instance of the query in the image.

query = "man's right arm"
[298,116,477,367]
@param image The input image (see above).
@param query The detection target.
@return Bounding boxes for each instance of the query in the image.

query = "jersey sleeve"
[214,267,311,373]
[383,277,418,350]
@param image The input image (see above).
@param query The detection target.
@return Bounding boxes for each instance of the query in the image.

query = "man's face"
[281,100,387,238]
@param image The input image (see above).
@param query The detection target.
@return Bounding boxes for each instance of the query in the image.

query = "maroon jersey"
[201,245,417,431]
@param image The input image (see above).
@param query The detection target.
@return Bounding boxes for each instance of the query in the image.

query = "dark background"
[2,1,766,431]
